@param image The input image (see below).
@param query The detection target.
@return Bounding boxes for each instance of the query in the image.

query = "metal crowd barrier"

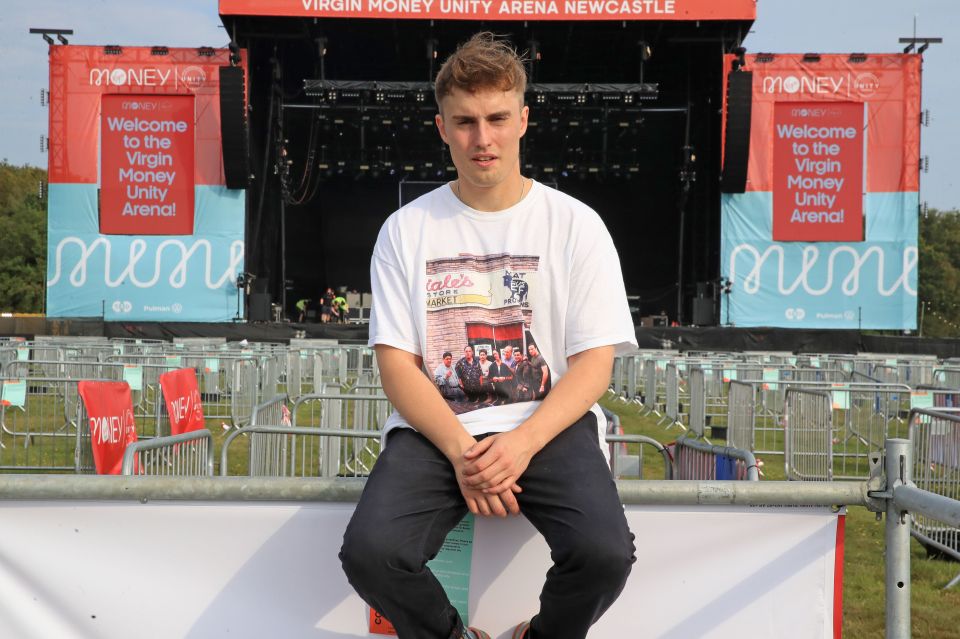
[642,359,659,417]
[726,380,756,452]
[0,438,957,638]
[291,393,393,477]
[0,376,107,472]
[605,433,673,480]
[121,429,214,477]
[909,409,960,588]
[687,367,706,437]
[783,388,834,481]
[672,435,759,481]
[933,368,960,389]
[221,427,381,477]
[662,363,681,428]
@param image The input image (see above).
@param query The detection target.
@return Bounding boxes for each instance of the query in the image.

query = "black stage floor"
[3,317,958,357]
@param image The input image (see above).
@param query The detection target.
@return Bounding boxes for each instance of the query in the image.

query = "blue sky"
[1,0,956,208]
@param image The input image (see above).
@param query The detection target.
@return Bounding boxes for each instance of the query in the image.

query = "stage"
[3,317,957,356]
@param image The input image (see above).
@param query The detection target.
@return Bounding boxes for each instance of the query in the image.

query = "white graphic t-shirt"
[368,180,637,443]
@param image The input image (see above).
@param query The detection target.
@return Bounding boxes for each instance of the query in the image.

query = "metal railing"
[783,388,834,481]
[605,433,673,480]
[687,367,706,437]
[672,435,760,481]
[220,426,381,477]
[121,429,214,476]
[726,380,756,452]
[0,438,955,638]
[908,408,960,588]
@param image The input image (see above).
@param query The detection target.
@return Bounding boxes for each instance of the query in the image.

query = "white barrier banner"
[0,502,841,638]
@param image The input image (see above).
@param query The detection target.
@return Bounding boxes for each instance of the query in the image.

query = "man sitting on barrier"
[339,32,638,639]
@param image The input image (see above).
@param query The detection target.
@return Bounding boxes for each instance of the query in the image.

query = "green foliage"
[0,162,46,313]
[919,208,960,337]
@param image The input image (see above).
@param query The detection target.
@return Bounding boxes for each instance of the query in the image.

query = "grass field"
[599,394,960,639]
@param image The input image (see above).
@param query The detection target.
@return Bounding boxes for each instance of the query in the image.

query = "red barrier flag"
[159,368,205,436]
[78,381,138,475]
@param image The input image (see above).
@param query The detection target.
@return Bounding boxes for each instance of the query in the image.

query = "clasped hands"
[455,429,535,518]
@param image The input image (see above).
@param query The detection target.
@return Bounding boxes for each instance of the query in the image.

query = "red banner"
[159,368,205,436]
[722,53,921,195]
[219,0,756,20]
[78,381,138,475]
[47,46,246,186]
[100,95,195,235]
[772,102,863,241]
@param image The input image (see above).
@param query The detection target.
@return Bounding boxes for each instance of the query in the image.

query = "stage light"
[755,53,776,63]
[31,28,73,46]
[229,41,241,66]
[104,45,122,55]
[848,53,868,63]
[197,46,216,57]
[802,53,821,63]
[150,46,169,56]
[639,41,652,62]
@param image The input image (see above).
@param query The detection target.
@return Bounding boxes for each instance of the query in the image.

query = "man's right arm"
[375,344,520,517]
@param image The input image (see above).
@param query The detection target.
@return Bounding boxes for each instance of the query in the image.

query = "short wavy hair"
[434,32,527,109]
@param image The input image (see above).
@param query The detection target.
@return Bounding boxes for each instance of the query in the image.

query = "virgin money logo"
[88,66,207,89]
[89,67,173,87]
[762,73,883,97]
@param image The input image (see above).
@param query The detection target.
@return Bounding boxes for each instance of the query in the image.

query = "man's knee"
[340,523,395,587]
[569,531,636,589]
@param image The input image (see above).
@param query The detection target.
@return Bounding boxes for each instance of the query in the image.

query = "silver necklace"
[455,177,527,209]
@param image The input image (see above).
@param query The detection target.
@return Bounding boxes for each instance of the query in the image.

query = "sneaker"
[465,628,491,639]
[511,621,531,639]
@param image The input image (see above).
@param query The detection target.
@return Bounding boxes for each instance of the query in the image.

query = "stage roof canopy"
[218,0,756,22]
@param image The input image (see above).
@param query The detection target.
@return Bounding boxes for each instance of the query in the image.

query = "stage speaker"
[219,66,250,189]
[692,298,716,326]
[720,70,753,194]
[249,293,271,322]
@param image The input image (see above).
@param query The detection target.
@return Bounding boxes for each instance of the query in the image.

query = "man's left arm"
[461,344,613,493]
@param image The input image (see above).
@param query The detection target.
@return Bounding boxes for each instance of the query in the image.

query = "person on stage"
[340,32,638,639]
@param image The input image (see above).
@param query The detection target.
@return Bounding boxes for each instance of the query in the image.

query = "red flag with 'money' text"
[78,381,138,475]
[159,368,205,436]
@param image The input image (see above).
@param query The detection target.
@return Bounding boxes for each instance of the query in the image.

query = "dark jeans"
[340,412,636,639]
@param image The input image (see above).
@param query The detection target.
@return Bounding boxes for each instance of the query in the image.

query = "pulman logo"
[171,303,183,314]
[110,300,133,314]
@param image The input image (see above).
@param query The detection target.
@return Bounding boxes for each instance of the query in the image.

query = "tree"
[0,162,47,313]
[918,208,960,338]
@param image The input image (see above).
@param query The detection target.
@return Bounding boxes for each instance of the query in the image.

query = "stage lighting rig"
[30,28,73,46]
[899,37,942,54]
